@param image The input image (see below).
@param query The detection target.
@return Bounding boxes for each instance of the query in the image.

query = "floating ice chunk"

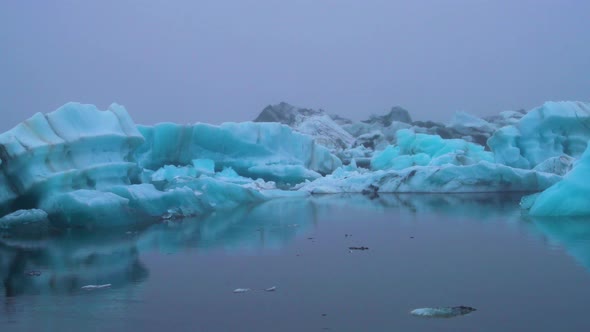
[108,184,205,218]
[0,209,49,234]
[165,176,265,210]
[233,288,251,293]
[247,165,322,184]
[41,184,205,228]
[81,284,112,290]
[410,306,476,318]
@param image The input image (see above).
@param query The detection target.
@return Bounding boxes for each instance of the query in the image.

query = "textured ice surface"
[135,121,341,183]
[0,102,144,213]
[489,101,590,169]
[299,162,561,193]
[0,103,343,227]
[525,142,590,216]
[371,129,493,171]
[532,155,575,176]
[0,209,49,236]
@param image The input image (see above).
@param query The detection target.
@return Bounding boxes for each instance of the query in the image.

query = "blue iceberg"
[2,100,589,229]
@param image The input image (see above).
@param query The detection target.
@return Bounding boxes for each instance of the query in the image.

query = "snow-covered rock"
[484,109,527,128]
[254,102,354,150]
[362,106,413,125]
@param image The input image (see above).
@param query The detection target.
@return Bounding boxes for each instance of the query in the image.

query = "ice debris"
[233,288,251,293]
[410,306,477,318]
[81,284,112,290]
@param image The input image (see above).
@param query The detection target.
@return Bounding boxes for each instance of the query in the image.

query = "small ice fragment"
[233,288,251,293]
[265,286,277,292]
[81,284,112,290]
[410,306,476,318]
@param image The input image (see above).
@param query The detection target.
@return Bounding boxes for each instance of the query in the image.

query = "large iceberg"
[488,101,590,169]
[0,103,337,228]
[0,102,144,215]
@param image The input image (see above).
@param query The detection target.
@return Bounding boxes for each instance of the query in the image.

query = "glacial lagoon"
[3,194,590,332]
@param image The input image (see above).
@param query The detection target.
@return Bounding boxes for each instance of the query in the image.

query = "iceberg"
[0,209,49,236]
[299,161,561,194]
[410,306,476,318]
[488,101,590,169]
[0,103,339,228]
[135,121,341,183]
[2,100,589,230]
[0,102,144,214]
[524,142,590,216]
[371,129,494,171]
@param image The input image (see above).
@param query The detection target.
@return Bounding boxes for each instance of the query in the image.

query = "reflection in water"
[529,216,590,270]
[0,232,149,297]
[4,193,588,302]
[0,198,320,299]
[311,192,525,220]
[137,198,319,253]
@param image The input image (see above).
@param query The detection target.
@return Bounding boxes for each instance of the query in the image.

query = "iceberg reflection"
[1,193,535,299]
[529,216,590,270]
[0,231,148,297]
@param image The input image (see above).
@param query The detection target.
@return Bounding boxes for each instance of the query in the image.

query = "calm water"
[2,194,590,332]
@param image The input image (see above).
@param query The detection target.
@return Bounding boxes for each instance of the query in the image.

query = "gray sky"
[1,0,589,131]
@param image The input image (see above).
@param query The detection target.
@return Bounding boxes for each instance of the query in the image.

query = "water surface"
[2,194,590,331]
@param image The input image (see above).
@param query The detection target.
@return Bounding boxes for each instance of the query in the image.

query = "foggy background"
[1,0,588,131]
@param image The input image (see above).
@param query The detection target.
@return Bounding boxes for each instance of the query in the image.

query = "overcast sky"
[1,0,589,131]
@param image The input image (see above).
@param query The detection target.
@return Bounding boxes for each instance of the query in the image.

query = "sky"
[1,0,589,131]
